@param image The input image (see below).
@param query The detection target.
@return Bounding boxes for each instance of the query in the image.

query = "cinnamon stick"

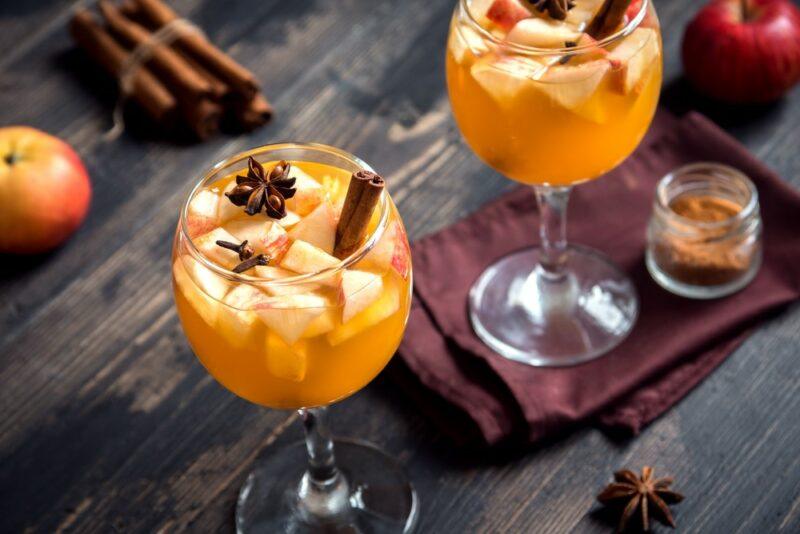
[184,97,222,140]
[98,0,212,101]
[70,10,176,125]
[334,171,385,259]
[586,0,632,39]
[230,94,274,131]
[133,0,260,99]
[177,50,230,100]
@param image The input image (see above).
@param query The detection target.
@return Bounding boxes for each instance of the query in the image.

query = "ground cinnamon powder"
[654,194,752,286]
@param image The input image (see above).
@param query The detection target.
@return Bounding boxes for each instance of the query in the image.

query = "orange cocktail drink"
[447,0,662,185]
[171,144,417,532]
[445,1,664,367]
[173,159,411,409]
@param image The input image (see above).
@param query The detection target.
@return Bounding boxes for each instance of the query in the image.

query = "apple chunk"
[217,181,245,222]
[253,265,322,296]
[362,221,411,279]
[286,165,325,216]
[302,308,338,338]
[535,59,611,122]
[340,270,384,324]
[173,257,222,327]
[186,189,220,238]
[327,284,401,346]
[486,0,532,31]
[607,28,659,95]
[507,17,581,48]
[224,219,290,259]
[256,294,328,345]
[471,55,545,107]
[265,334,307,382]
[218,284,264,347]
[280,240,340,285]
[288,202,337,254]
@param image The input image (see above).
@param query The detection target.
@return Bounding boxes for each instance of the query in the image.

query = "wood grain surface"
[1,0,799,532]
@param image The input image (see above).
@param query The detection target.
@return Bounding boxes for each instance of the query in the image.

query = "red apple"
[0,127,91,254]
[486,0,532,31]
[682,0,800,103]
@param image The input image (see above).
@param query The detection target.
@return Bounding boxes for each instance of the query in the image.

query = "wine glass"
[172,143,416,532]
[446,0,662,366]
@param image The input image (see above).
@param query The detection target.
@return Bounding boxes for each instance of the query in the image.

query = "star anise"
[225,157,296,219]
[597,467,684,532]
[529,0,575,20]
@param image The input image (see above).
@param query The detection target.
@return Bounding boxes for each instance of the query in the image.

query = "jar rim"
[654,162,759,231]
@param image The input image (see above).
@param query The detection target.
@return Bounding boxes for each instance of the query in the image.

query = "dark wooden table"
[2,1,799,532]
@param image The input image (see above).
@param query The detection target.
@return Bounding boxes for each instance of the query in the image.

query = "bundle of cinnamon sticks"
[70,0,272,140]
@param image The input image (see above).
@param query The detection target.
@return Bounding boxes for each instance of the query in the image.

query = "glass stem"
[533,185,572,280]
[296,406,350,520]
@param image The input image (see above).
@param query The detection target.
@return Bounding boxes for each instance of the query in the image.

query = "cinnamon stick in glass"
[586,0,633,39]
[133,0,260,99]
[98,0,213,102]
[70,10,176,126]
[334,171,385,259]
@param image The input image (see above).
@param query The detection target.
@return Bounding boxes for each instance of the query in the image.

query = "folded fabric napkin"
[399,111,800,446]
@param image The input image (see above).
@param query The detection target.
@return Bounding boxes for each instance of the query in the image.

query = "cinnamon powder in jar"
[646,163,762,299]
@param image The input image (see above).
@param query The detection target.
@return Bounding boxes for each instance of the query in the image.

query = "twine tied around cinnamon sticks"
[108,17,202,140]
[70,0,273,141]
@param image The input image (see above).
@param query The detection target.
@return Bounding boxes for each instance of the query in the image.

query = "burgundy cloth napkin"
[398,111,800,446]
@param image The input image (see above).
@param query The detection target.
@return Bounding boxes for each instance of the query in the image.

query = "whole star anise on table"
[225,157,296,219]
[529,0,576,20]
[597,466,684,532]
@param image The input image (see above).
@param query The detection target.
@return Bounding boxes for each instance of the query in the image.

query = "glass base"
[236,439,418,533]
[469,245,638,367]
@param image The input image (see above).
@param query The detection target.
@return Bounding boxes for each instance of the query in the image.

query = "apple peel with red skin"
[0,126,91,254]
[682,0,800,103]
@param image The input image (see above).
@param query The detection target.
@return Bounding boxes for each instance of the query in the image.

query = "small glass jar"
[646,162,762,299]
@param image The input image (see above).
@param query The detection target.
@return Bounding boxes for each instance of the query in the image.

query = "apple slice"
[607,28,659,95]
[288,202,337,254]
[566,0,605,28]
[218,284,264,348]
[275,210,301,229]
[265,333,307,382]
[486,0,532,31]
[327,284,401,346]
[280,240,340,277]
[286,165,325,216]
[256,293,328,345]
[362,221,411,279]
[255,265,323,296]
[186,189,220,238]
[194,227,242,269]
[536,59,610,121]
[471,55,545,107]
[217,181,245,222]
[225,219,290,259]
[340,270,384,324]
[173,257,222,327]
[507,17,582,48]
[302,308,338,338]
[624,0,656,28]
